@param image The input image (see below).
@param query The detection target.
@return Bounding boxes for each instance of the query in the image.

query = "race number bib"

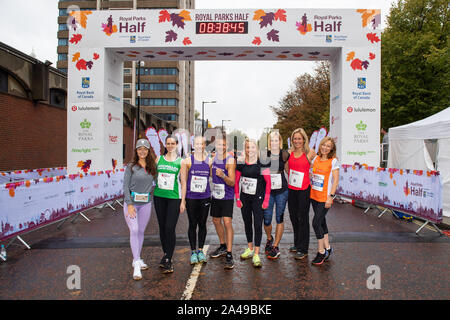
[158,172,176,190]
[212,183,225,199]
[289,169,304,188]
[131,192,150,203]
[190,175,207,193]
[311,174,325,192]
[270,174,282,190]
[242,177,257,195]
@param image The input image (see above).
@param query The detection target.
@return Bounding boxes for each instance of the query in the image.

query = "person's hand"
[216,168,225,179]
[325,196,333,209]
[236,199,243,208]
[180,200,186,213]
[127,204,136,219]
[262,199,269,210]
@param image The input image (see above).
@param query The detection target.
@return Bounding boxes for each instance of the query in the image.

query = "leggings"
[287,186,311,254]
[311,199,329,240]
[240,196,264,247]
[154,196,181,260]
[186,198,211,250]
[123,202,152,261]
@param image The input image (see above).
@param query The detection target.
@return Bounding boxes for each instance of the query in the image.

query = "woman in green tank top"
[153,135,186,274]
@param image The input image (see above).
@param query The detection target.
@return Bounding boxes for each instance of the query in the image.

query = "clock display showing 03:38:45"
[195,22,248,34]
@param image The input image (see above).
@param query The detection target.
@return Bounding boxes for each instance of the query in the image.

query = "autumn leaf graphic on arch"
[356,9,381,29]
[102,15,118,36]
[69,10,92,29]
[346,51,371,71]
[296,13,312,35]
[77,160,92,174]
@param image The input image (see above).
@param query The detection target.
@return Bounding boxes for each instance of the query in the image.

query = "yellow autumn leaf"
[77,161,84,167]
[346,51,355,61]
[356,9,379,28]
[179,10,191,21]
[253,9,266,21]
[72,52,80,62]
[70,10,92,29]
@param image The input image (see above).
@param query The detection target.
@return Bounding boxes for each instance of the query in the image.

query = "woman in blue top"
[181,135,212,265]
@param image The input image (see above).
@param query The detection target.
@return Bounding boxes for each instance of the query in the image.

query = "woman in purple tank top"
[181,135,212,265]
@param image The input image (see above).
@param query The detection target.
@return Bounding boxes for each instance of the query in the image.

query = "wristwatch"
[330,194,335,198]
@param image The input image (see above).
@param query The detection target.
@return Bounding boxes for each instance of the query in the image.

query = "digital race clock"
[195,22,248,34]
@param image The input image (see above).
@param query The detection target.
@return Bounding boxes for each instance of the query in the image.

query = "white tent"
[388,107,450,219]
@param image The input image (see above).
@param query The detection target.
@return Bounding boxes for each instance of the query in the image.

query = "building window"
[124,98,131,104]
[136,68,178,76]
[58,24,68,31]
[155,113,178,121]
[0,69,7,93]
[58,54,68,61]
[59,9,68,16]
[49,88,66,109]
[124,68,131,74]
[123,83,131,89]
[58,38,68,46]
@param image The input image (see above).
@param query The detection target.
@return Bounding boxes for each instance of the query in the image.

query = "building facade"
[57,0,195,133]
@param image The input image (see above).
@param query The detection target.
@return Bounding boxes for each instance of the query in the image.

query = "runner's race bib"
[190,175,208,193]
[242,177,257,195]
[131,192,150,203]
[311,174,325,192]
[270,174,282,190]
[158,172,176,190]
[289,169,304,188]
[212,183,225,199]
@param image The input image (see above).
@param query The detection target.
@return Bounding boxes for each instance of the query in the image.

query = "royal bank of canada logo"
[82,77,90,88]
[358,77,366,89]
[326,35,332,43]
[356,120,367,131]
[130,35,136,43]
[102,15,118,36]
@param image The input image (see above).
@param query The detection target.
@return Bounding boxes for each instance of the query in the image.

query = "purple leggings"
[123,202,152,261]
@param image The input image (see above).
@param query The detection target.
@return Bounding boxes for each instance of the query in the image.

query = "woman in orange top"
[310,137,339,266]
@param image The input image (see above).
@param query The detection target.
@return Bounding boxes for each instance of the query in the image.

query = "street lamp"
[221,120,231,132]
[202,100,217,135]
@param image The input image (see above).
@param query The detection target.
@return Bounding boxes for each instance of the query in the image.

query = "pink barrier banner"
[337,164,443,223]
[0,167,67,184]
[0,169,124,241]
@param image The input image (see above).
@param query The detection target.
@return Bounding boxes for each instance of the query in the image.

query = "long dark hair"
[130,146,157,177]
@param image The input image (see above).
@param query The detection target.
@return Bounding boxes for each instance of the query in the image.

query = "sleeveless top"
[211,154,234,200]
[310,156,339,202]
[186,154,211,200]
[287,152,311,190]
[153,156,182,199]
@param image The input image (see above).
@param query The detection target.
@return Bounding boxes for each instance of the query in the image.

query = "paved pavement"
[0,199,449,301]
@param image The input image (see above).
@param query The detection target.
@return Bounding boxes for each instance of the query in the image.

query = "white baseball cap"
[136,139,150,149]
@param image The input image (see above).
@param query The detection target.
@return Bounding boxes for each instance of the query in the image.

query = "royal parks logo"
[80,119,91,129]
[102,14,147,36]
[79,119,93,142]
[354,120,368,144]
[296,13,343,35]
[356,120,367,131]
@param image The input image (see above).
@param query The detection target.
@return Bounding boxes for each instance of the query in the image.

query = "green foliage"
[381,0,449,129]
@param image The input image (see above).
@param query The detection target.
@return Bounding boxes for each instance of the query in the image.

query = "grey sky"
[0,0,396,139]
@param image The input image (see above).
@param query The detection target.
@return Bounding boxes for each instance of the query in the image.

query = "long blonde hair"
[290,128,310,154]
[268,131,283,151]
[244,138,259,160]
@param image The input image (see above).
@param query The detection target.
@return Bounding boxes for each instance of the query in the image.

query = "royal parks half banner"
[0,169,124,241]
[337,164,443,223]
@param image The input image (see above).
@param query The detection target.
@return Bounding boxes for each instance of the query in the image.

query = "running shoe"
[210,245,227,258]
[190,251,198,265]
[133,261,142,280]
[197,250,207,263]
[312,251,328,265]
[132,258,148,270]
[162,258,174,273]
[267,246,281,260]
[224,253,234,269]
[265,236,274,254]
[159,254,167,268]
[240,247,254,260]
[294,251,308,260]
[289,246,297,252]
[252,254,262,268]
[325,247,333,261]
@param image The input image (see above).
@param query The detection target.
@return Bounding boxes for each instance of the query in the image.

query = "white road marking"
[181,244,209,300]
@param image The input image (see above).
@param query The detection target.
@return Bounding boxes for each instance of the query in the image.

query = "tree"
[194,110,200,120]
[271,61,330,147]
[381,0,449,129]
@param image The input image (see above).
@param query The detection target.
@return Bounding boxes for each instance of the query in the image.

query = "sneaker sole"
[267,254,280,260]
[312,259,326,266]
[162,269,174,274]
[133,275,142,280]
[253,263,262,268]
[224,265,235,269]
[240,256,253,260]
[210,253,226,258]
[294,254,308,260]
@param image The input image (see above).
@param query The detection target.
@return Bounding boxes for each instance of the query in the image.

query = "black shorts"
[210,198,234,218]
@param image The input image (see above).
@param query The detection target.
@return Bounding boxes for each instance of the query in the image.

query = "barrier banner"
[337,164,443,223]
[0,167,67,184]
[0,169,124,241]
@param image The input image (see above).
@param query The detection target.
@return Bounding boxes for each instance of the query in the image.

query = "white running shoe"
[133,261,142,281]
[132,258,149,270]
